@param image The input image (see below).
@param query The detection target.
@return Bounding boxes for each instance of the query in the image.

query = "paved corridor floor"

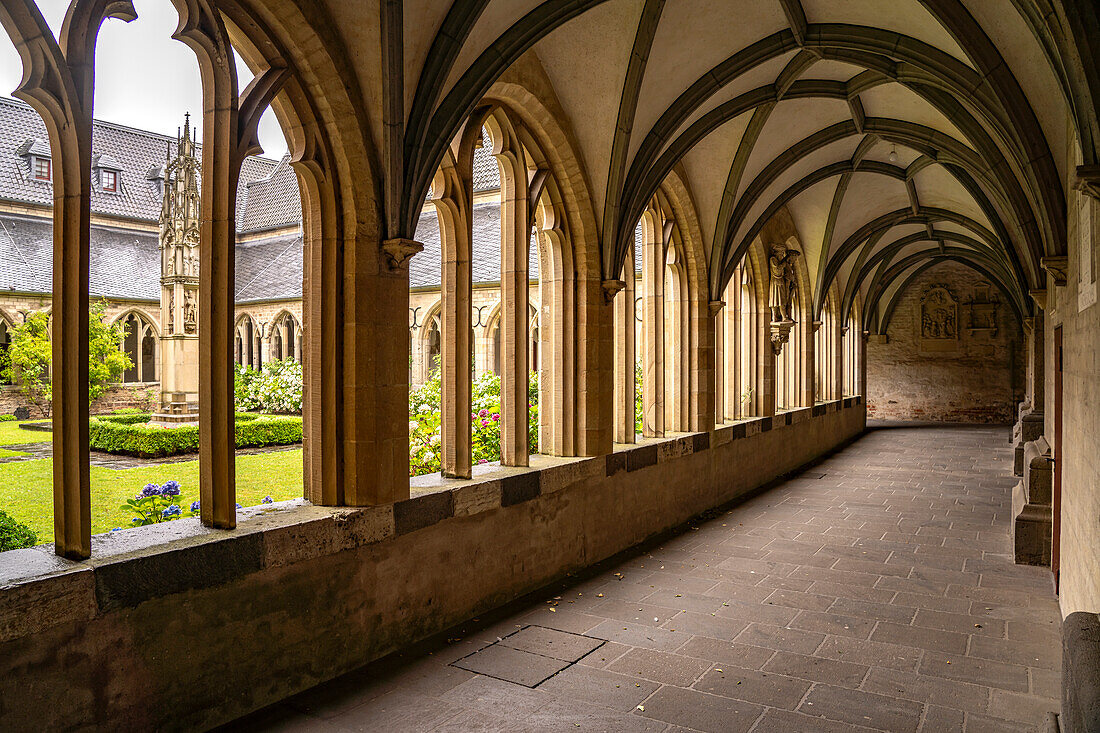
[236,424,1062,732]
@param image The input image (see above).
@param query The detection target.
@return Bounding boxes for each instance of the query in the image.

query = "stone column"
[440,207,473,479]
[691,300,722,431]
[761,311,777,418]
[832,317,844,402]
[642,230,665,436]
[499,155,530,466]
[724,284,740,420]
[801,318,815,407]
[613,242,636,443]
[713,301,725,423]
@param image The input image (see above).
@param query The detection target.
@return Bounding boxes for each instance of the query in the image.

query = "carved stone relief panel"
[919,284,959,353]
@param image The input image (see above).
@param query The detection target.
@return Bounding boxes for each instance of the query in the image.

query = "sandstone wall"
[866,261,1024,423]
[1051,158,1100,617]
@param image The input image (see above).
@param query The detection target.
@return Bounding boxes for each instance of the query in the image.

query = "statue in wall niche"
[166,292,174,334]
[768,241,800,322]
[183,290,197,334]
[920,285,958,339]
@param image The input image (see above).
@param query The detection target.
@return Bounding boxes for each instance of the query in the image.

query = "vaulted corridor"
[235,424,1060,732]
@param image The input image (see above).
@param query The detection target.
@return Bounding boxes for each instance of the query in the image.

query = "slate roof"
[234,233,304,302]
[0,213,160,300]
[0,96,281,227]
[0,97,525,300]
[411,202,540,289]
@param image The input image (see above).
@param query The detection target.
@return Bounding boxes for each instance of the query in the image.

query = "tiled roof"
[0,96,280,225]
[237,156,302,233]
[410,202,540,289]
[235,233,303,303]
[0,213,160,300]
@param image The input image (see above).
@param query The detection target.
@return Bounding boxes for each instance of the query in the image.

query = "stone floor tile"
[586,620,689,651]
[642,587,725,614]
[333,691,462,732]
[497,625,605,662]
[753,707,879,732]
[733,621,826,655]
[913,608,1006,637]
[575,640,632,669]
[661,610,748,639]
[860,666,990,715]
[828,596,917,624]
[692,665,811,709]
[590,599,680,627]
[788,609,877,639]
[919,652,1030,692]
[919,705,966,732]
[634,685,764,733]
[516,697,666,733]
[451,644,571,687]
[440,675,553,717]
[534,664,660,713]
[429,707,512,732]
[967,634,1060,670]
[870,620,969,654]
[762,588,836,612]
[815,635,922,672]
[798,684,925,733]
[963,712,1035,732]
[673,635,777,669]
[762,650,869,688]
[987,689,1059,726]
[605,647,712,687]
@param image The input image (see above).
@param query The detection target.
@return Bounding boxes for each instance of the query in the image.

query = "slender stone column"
[440,200,472,479]
[642,229,665,437]
[498,154,530,466]
[724,282,740,420]
[801,318,815,407]
[713,301,725,423]
[761,311,777,418]
[832,317,844,401]
[613,242,636,443]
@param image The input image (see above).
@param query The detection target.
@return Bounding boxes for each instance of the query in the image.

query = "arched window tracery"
[119,311,157,383]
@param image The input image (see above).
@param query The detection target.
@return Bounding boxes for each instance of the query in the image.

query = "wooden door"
[1053,326,1063,591]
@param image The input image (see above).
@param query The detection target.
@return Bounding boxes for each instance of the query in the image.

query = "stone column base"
[1012,480,1052,566]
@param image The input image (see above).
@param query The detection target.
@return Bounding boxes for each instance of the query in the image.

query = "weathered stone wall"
[866,261,1024,423]
[1051,153,1100,617]
[1,383,159,418]
[0,400,864,731]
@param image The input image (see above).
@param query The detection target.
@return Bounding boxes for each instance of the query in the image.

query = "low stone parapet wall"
[0,382,159,418]
[0,398,865,730]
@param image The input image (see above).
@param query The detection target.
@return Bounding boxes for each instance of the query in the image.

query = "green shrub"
[0,509,37,551]
[89,415,302,457]
[97,413,152,425]
[234,412,259,422]
[112,407,145,415]
[234,360,302,414]
[0,414,14,423]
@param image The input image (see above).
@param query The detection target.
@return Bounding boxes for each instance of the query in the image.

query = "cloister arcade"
[0,0,1098,728]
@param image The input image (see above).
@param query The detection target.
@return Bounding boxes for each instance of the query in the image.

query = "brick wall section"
[866,261,1024,423]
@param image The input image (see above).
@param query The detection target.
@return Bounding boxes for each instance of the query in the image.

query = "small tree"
[0,300,131,417]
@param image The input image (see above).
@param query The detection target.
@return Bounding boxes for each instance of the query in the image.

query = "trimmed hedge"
[89,416,302,458]
[0,414,14,423]
[0,509,37,551]
[97,413,152,425]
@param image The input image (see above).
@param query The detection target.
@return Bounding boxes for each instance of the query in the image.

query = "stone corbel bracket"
[769,318,794,355]
[1030,288,1048,311]
[1076,165,1100,200]
[708,300,725,317]
[382,238,424,272]
[601,279,626,304]
[1040,256,1069,287]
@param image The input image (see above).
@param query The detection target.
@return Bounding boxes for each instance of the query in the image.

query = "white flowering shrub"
[234,360,302,414]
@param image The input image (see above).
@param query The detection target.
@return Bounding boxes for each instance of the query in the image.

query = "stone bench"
[1012,435,1052,566]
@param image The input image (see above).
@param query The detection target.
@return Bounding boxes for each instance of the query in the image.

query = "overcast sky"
[0,0,288,159]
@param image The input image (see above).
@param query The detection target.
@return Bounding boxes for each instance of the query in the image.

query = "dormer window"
[93,153,122,194]
[33,157,51,181]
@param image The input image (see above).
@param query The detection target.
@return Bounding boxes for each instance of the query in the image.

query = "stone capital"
[707,300,725,316]
[1040,256,1068,287]
[382,238,424,272]
[601,279,626,303]
[812,319,823,333]
[1076,165,1100,200]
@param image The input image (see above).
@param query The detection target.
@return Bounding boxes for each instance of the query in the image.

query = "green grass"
[0,449,303,544]
[0,420,50,446]
[0,448,28,459]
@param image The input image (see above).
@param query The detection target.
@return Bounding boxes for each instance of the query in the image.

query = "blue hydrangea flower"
[162,505,181,519]
[262,496,273,504]
[141,483,161,497]
[161,480,181,496]
[131,517,140,524]
[111,527,121,532]
[235,503,242,509]
[190,501,200,512]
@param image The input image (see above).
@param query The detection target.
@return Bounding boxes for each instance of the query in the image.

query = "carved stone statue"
[183,290,197,334]
[768,241,800,322]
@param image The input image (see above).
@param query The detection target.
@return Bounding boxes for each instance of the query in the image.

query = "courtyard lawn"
[0,420,50,446]
[0,448,303,544]
[0,448,28,459]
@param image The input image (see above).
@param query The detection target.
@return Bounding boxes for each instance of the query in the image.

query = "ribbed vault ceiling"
[341,0,1094,330]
